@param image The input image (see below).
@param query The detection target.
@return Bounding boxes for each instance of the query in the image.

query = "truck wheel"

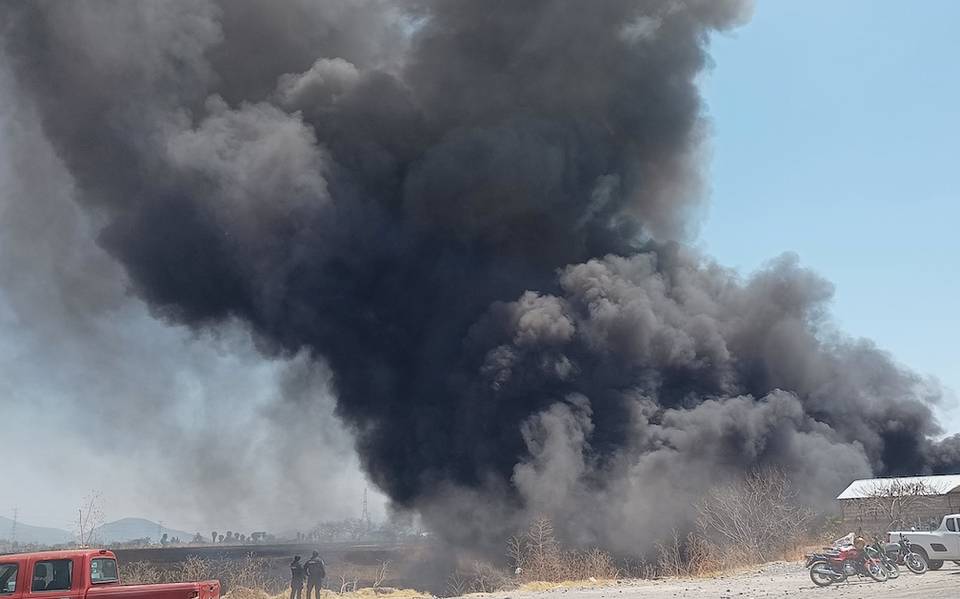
[927,559,943,570]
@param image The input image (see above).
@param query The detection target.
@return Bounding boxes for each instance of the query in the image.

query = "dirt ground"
[465,561,959,599]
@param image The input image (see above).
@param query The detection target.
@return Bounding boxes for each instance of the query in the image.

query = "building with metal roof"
[836,474,960,533]
[837,475,960,500]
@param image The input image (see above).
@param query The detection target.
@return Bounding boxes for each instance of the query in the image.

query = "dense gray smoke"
[2,0,957,552]
[0,50,382,531]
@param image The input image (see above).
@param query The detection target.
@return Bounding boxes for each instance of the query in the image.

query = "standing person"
[289,556,305,599]
[304,551,325,599]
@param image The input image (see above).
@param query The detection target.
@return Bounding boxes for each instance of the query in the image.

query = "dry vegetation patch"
[223,589,433,599]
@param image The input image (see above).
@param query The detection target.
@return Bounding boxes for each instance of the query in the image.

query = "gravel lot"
[468,561,959,599]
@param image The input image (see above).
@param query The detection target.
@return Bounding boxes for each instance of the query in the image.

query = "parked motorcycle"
[866,540,898,579]
[806,545,888,586]
[886,534,928,574]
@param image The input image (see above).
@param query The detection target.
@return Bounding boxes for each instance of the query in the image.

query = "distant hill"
[0,516,73,546]
[93,518,193,544]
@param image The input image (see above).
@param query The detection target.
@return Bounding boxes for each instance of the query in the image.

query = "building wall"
[839,491,960,535]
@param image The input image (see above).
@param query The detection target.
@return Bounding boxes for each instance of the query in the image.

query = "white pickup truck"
[890,513,960,570]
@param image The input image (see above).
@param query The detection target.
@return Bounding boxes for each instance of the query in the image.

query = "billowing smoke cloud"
[0,52,383,531]
[2,0,957,552]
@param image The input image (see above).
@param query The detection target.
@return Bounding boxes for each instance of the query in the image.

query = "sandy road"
[472,562,958,599]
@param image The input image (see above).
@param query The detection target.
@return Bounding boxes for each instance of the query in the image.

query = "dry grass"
[122,562,164,585]
[507,518,619,584]
[443,517,621,596]
[122,555,285,593]
[653,528,817,580]
[124,556,427,598]
[223,588,433,599]
[517,578,617,592]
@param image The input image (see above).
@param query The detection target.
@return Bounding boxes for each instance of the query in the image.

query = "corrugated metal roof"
[837,475,960,500]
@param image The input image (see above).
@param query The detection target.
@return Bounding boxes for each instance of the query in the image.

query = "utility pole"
[78,508,84,547]
[11,508,17,545]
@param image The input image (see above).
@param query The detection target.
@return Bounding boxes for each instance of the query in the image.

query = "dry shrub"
[180,556,212,583]
[655,530,753,578]
[324,561,397,595]
[651,469,815,579]
[508,517,619,585]
[620,557,656,580]
[443,516,619,596]
[561,548,619,581]
[443,561,510,597]
[223,588,272,599]
[228,555,278,591]
[124,554,283,593]
[122,562,163,585]
[469,562,508,593]
[444,571,468,598]
[655,530,703,577]
[126,557,418,598]
[696,468,813,564]
[225,589,430,599]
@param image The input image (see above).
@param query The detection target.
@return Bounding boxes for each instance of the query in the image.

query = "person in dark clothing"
[290,556,305,599]
[304,551,325,599]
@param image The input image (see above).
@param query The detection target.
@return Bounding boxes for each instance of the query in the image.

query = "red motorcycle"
[806,545,888,586]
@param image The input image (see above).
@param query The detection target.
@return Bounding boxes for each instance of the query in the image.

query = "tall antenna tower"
[360,488,370,527]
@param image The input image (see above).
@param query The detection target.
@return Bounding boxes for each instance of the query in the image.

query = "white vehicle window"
[947,518,958,532]
[90,559,118,584]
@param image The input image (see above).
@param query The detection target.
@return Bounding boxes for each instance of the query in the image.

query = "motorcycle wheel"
[866,559,888,582]
[808,561,835,587]
[905,553,928,574]
[927,559,943,570]
[883,561,899,579]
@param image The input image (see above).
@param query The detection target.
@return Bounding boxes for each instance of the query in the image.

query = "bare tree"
[337,572,358,594]
[696,468,813,563]
[372,561,390,588]
[505,517,618,584]
[76,492,105,547]
[445,571,468,597]
[857,479,945,532]
[506,535,526,576]
[525,516,560,581]
[468,562,509,593]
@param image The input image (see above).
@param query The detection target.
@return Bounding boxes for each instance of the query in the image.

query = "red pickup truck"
[0,550,220,599]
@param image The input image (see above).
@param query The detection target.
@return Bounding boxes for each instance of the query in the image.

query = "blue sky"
[699,0,959,432]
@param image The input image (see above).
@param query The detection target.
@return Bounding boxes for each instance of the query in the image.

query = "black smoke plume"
[2,0,956,551]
